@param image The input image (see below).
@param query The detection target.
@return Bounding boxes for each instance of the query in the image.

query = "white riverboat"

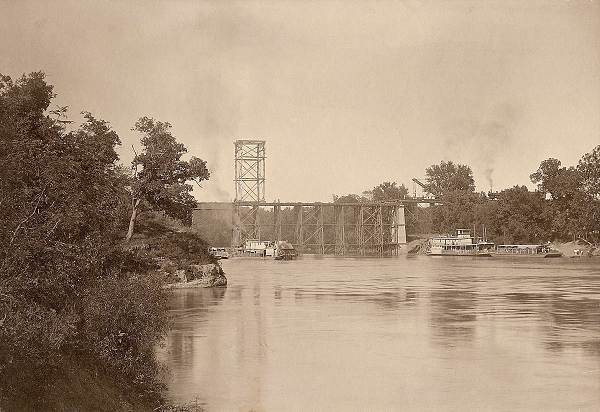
[427,229,494,256]
[209,247,230,259]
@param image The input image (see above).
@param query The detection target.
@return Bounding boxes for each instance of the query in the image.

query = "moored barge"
[495,244,562,258]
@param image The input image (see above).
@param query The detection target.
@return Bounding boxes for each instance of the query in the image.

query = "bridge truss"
[232,201,408,256]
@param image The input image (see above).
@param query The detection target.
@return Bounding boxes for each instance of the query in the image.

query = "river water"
[159,256,600,411]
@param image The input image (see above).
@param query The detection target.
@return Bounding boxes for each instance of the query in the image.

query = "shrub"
[77,272,170,403]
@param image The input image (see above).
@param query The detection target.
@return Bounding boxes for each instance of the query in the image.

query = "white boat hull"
[428,246,491,256]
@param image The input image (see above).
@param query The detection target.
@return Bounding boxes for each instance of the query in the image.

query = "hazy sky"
[1,0,599,202]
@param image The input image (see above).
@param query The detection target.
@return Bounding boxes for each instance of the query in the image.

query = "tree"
[334,181,409,204]
[529,157,596,240]
[333,193,369,203]
[578,145,600,198]
[495,186,550,243]
[530,158,582,199]
[530,158,561,194]
[430,190,483,234]
[424,161,475,197]
[473,199,500,241]
[126,117,210,241]
[369,181,409,202]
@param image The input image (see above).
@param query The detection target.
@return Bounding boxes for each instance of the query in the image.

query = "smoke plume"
[443,101,521,192]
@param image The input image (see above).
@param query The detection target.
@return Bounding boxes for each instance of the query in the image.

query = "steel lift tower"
[232,140,266,246]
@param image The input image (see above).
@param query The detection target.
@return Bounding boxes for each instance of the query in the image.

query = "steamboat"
[427,229,494,257]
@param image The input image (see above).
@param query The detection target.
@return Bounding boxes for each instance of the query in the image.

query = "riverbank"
[2,358,150,411]
[3,357,209,412]
[6,221,226,411]
[127,213,228,288]
[550,241,599,257]
[163,263,227,289]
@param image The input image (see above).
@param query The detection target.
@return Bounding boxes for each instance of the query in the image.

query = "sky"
[1,0,599,202]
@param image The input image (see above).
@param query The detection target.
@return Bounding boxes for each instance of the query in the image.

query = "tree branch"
[191,178,204,189]
[9,187,46,245]
[47,218,61,237]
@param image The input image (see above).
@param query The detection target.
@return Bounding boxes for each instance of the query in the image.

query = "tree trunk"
[125,198,141,242]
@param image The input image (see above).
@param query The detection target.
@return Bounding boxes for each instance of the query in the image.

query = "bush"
[78,272,170,403]
[0,298,73,407]
[147,231,217,269]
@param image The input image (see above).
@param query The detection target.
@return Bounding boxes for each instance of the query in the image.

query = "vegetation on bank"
[0,72,213,410]
[414,155,600,244]
[332,154,600,245]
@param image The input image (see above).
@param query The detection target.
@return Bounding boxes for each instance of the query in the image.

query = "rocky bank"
[163,262,227,289]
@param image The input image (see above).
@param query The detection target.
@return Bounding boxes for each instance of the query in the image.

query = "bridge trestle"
[231,202,406,257]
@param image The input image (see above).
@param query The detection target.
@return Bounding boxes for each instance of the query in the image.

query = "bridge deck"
[195,198,439,209]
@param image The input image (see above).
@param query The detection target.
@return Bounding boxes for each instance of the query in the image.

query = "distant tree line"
[414,152,600,244]
[334,152,600,245]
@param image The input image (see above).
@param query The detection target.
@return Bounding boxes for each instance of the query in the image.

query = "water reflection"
[161,257,600,411]
[159,287,227,402]
[540,294,600,354]
[429,288,477,345]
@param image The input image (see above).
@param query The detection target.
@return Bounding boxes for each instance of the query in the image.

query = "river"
[158,256,600,411]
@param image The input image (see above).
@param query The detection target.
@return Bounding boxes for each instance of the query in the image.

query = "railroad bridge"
[193,140,439,256]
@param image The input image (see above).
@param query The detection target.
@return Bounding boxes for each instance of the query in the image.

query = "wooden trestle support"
[232,202,406,257]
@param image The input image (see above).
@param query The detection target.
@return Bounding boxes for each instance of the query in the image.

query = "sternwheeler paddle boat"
[427,229,494,257]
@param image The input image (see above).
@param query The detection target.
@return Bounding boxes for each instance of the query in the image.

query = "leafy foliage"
[0,72,171,409]
[126,117,210,240]
[332,193,370,203]
[137,213,217,269]
[78,271,169,400]
[368,181,409,201]
[430,190,484,234]
[578,145,600,198]
[333,181,409,204]
[425,161,475,196]
[530,158,582,199]
[494,186,550,243]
